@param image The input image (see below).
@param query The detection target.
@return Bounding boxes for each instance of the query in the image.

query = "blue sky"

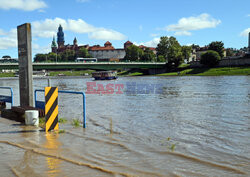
[0,0,250,58]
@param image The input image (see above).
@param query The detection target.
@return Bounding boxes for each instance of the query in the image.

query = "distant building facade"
[51,25,155,61]
[191,46,227,61]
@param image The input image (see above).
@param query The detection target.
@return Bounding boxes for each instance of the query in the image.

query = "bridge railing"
[32,62,166,64]
[35,89,86,128]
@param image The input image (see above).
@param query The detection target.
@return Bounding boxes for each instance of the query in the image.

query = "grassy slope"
[48,70,95,76]
[0,73,15,77]
[158,67,250,76]
[1,67,250,77]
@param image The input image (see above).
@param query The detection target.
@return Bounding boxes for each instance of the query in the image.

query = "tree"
[191,44,200,50]
[156,36,168,60]
[157,55,165,62]
[226,48,234,57]
[208,41,224,58]
[200,50,221,67]
[124,45,144,62]
[60,49,76,62]
[141,48,156,62]
[78,47,91,58]
[2,55,11,59]
[34,54,47,62]
[182,45,192,60]
[156,36,183,68]
[47,52,57,62]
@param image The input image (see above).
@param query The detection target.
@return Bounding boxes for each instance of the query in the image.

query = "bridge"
[0,62,166,71]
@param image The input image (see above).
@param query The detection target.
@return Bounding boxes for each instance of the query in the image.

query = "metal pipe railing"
[0,87,14,106]
[35,89,86,128]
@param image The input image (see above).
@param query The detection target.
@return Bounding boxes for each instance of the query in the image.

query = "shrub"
[72,118,80,127]
[200,50,221,67]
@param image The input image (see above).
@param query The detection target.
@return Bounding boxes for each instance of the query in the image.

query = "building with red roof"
[51,25,156,61]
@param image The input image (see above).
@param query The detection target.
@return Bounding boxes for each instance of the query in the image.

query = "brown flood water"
[0,76,249,177]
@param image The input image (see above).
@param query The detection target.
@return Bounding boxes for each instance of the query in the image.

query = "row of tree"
[124,36,192,68]
[34,47,91,62]
[200,41,224,67]
[34,36,192,68]
[34,36,227,68]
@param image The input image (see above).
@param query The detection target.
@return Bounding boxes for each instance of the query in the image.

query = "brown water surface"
[0,76,249,176]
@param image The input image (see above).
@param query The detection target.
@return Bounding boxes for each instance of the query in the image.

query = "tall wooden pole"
[17,23,33,107]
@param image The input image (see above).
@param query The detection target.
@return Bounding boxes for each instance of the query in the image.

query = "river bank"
[0,66,250,78]
[119,66,250,76]
[158,66,250,76]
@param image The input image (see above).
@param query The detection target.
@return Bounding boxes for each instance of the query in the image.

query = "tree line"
[34,36,228,68]
[34,47,91,63]
[124,36,192,67]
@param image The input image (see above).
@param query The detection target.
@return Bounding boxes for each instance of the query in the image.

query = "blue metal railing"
[35,89,86,128]
[0,87,13,107]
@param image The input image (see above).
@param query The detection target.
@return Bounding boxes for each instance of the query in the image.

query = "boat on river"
[92,71,117,80]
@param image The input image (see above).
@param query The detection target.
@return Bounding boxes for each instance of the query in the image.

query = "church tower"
[248,32,250,54]
[57,25,65,48]
[51,36,57,53]
[73,37,78,46]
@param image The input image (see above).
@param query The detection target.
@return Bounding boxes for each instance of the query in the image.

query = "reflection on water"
[0,76,249,176]
[45,133,62,177]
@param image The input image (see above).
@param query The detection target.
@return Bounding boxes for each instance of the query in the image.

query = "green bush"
[200,50,221,67]
[72,119,80,127]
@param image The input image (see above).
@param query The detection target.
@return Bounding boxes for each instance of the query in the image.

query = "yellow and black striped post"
[45,87,59,132]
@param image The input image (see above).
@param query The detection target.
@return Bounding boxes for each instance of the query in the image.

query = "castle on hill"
[51,25,156,61]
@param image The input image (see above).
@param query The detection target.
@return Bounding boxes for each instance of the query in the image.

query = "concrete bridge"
[0,62,166,71]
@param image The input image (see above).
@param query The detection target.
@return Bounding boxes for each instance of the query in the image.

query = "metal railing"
[0,87,13,107]
[35,89,86,128]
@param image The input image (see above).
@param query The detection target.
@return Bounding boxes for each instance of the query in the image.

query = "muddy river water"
[0,76,249,177]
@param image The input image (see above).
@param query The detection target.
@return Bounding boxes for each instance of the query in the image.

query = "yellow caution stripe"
[45,87,58,132]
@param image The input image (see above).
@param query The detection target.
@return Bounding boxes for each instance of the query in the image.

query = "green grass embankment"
[0,72,15,77]
[1,66,250,77]
[158,67,250,76]
[117,70,144,76]
[48,70,95,76]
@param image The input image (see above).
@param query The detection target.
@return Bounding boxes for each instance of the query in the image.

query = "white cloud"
[33,43,50,53]
[240,28,250,36]
[67,19,96,33]
[139,25,143,31]
[32,43,40,50]
[0,28,17,49]
[165,13,221,36]
[32,18,66,38]
[135,38,160,47]
[32,17,126,40]
[0,0,47,11]
[38,9,45,13]
[0,29,6,35]
[174,31,191,36]
[0,17,126,50]
[150,33,160,37]
[0,37,17,49]
[76,0,90,2]
[89,29,125,40]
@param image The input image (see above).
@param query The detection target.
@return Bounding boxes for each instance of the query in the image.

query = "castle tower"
[57,25,65,48]
[51,36,57,53]
[248,32,250,53]
[124,41,133,49]
[73,37,78,46]
[104,41,112,47]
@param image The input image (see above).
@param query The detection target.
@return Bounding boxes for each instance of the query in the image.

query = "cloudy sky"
[0,0,250,58]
